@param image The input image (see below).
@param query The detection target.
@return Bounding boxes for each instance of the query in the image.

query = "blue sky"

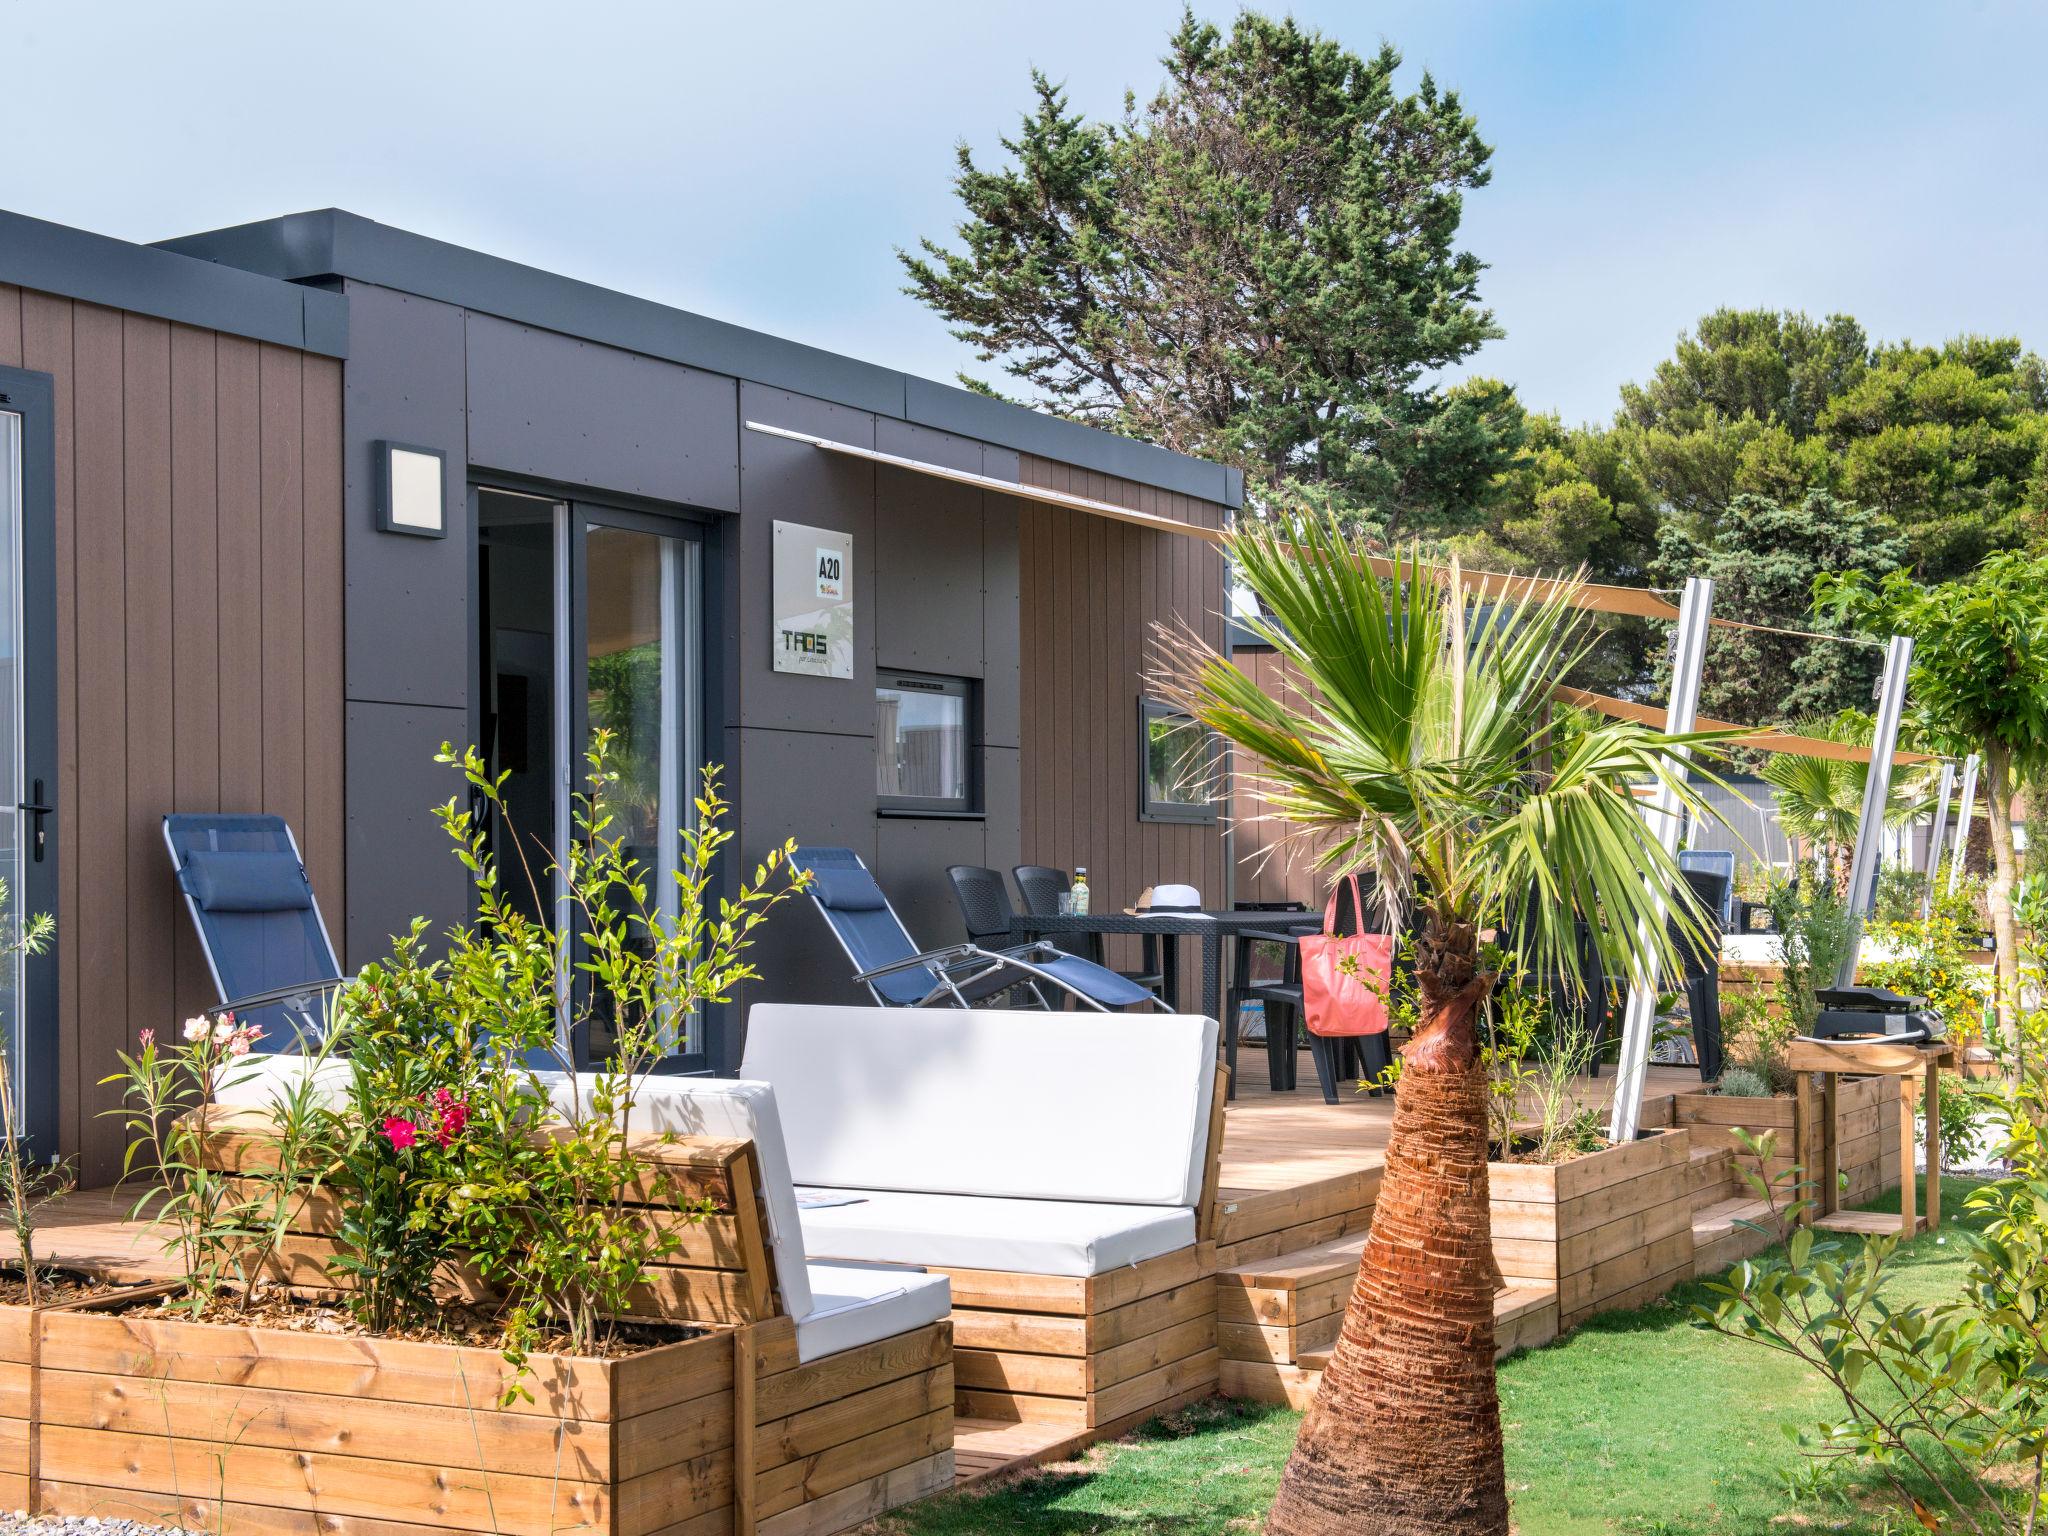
[8,1,2046,426]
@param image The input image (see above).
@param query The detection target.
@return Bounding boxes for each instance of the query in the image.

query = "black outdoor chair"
[1231,882,1393,1104]
[1674,869,1729,1081]
[1011,864,1165,998]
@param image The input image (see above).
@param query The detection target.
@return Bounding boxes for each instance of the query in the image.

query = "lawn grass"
[875,1175,1992,1536]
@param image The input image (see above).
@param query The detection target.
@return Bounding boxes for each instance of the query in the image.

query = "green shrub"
[1715,1064,1774,1098]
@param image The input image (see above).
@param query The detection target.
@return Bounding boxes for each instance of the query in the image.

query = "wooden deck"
[4,1049,1712,1497]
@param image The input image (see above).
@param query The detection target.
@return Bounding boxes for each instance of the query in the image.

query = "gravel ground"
[0,1517,195,1535]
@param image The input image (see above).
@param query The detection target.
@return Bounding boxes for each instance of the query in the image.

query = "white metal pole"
[1946,754,1979,896]
[1920,761,1955,919]
[1609,575,1714,1145]
[1834,635,1915,990]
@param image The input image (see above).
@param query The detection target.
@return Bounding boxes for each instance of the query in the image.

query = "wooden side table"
[1786,1037,1955,1238]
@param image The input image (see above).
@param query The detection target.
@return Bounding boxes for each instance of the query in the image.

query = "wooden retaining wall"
[1490,1128,1696,1331]
[1674,1077,1902,1211]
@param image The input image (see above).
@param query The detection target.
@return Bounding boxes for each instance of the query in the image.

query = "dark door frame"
[568,499,713,1076]
[467,476,728,1077]
[0,366,62,1158]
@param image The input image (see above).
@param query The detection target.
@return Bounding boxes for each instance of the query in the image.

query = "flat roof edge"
[160,209,1240,507]
[0,209,347,357]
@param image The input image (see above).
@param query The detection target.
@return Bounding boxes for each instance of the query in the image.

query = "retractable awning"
[751,421,1872,657]
[743,421,1228,542]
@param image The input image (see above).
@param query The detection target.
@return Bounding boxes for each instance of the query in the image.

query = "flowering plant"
[315,734,806,1361]
[101,1007,339,1316]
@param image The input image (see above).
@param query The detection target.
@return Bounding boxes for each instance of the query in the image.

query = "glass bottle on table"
[1071,867,1090,916]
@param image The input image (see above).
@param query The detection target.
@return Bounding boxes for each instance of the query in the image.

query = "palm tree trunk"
[1266,917,1509,1536]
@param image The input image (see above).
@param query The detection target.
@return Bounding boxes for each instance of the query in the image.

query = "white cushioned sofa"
[740,1004,1227,1427]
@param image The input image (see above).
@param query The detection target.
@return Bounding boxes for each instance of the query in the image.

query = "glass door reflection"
[580,516,701,1062]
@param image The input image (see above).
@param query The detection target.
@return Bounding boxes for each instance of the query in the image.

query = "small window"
[877,671,979,815]
[1139,697,1216,823]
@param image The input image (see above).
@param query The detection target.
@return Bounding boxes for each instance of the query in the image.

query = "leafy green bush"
[1767,876,1852,1033]
[1693,936,2048,1532]
[1714,1064,1774,1098]
[1721,990,1796,1095]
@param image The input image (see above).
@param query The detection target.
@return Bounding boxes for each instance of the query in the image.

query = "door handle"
[18,778,49,863]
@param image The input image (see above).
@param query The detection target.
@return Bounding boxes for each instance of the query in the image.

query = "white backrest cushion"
[741,1005,1220,1207]
[540,1074,813,1322]
[209,1051,352,1110]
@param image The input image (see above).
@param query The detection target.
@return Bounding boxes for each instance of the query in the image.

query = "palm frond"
[1151,514,1738,994]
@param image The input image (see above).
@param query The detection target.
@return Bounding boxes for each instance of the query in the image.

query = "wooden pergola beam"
[1553,684,1935,766]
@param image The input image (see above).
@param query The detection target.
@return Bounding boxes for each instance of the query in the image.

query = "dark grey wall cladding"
[734,726,881,1034]
[464,315,740,510]
[0,208,348,357]
[874,425,984,680]
[154,209,1238,506]
[875,816,985,951]
[984,748,1023,876]
[900,374,1233,504]
[343,283,471,710]
[736,385,879,737]
[343,702,472,968]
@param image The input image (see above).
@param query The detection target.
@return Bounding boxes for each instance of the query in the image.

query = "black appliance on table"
[1811,985,1945,1044]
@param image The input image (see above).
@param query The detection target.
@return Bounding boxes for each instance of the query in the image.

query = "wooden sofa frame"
[939,1062,1230,1430]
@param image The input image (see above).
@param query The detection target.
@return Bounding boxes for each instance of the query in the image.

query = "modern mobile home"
[0,207,1238,1179]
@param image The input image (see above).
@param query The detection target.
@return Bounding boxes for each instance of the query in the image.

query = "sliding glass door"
[476,490,707,1069]
[0,369,56,1157]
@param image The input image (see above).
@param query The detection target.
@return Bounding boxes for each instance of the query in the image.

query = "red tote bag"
[1298,876,1394,1037]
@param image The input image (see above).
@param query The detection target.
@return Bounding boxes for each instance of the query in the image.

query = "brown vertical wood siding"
[0,284,344,1183]
[1229,645,1334,909]
[1014,454,1229,997]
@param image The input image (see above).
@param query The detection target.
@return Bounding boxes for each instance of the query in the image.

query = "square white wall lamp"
[376,441,447,537]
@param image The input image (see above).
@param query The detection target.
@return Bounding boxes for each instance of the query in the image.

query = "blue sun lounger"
[162,813,351,1050]
[794,846,1164,1011]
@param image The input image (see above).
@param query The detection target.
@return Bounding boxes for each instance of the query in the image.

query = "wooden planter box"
[9,1297,950,1536]
[1490,1128,1695,1331]
[1675,1077,1901,1212]
[201,1110,785,1327]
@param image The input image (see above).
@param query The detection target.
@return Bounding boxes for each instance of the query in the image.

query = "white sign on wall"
[772,520,854,679]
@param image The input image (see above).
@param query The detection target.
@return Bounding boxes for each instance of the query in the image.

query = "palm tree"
[1153,520,1719,1536]
[1758,710,1933,890]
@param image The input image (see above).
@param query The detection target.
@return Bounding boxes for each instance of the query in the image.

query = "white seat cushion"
[796,1188,1197,1277]
[797,1262,951,1364]
[742,1005,1220,1207]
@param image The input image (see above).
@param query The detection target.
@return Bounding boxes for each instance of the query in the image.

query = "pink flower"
[182,1017,210,1043]
[381,1116,418,1151]
[137,1028,155,1049]
[431,1088,469,1150]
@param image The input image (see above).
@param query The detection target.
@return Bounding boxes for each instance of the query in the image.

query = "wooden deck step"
[1686,1142,1738,1204]
[1691,1195,1779,1275]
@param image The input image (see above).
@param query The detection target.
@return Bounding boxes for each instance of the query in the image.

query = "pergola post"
[1920,761,1955,919]
[1834,634,1916,989]
[1608,575,1713,1145]
[1946,754,1979,896]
